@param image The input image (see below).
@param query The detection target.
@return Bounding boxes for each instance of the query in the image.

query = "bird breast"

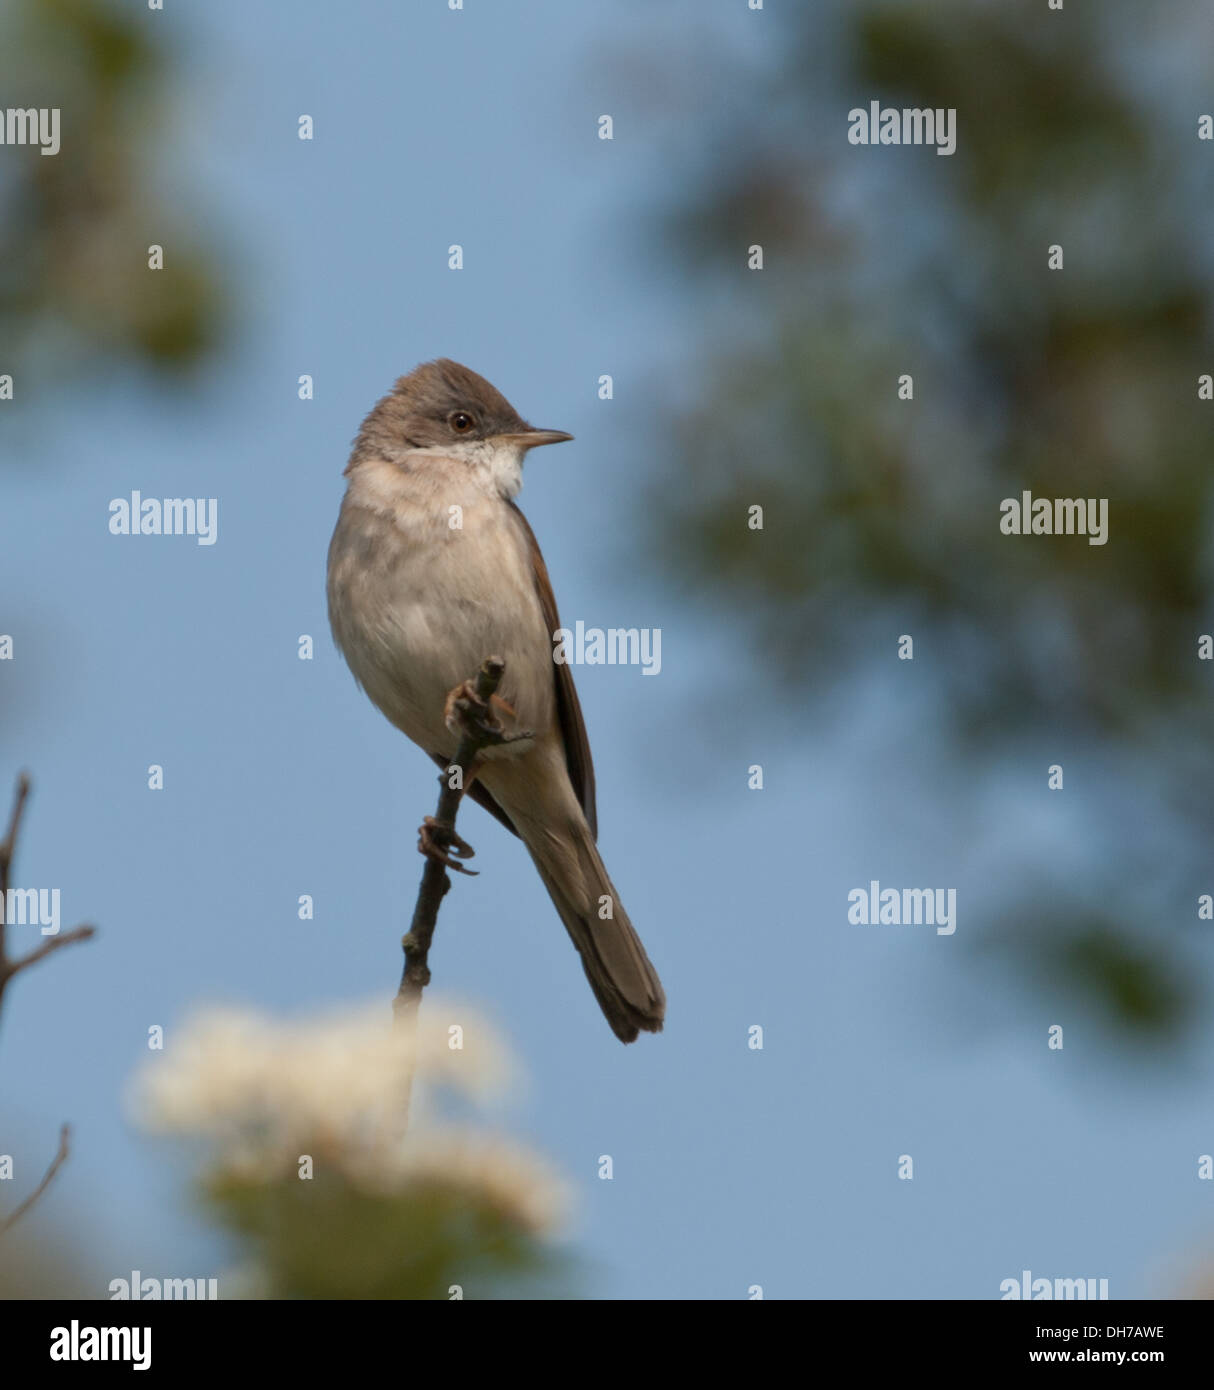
[327,456,555,759]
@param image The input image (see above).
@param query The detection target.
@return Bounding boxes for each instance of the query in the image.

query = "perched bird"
[327,359,665,1042]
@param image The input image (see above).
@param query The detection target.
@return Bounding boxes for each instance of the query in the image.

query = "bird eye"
[449,412,474,433]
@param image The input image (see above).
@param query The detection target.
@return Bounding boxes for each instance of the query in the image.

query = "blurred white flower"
[127,998,565,1234]
[374,1129,569,1236]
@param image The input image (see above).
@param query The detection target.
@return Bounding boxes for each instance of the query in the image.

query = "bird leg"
[417,678,534,874]
[417,815,477,874]
[443,681,534,748]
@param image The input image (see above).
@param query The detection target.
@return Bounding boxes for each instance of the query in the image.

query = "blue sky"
[2,0,1212,1299]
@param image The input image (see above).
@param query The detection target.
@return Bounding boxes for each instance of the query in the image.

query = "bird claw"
[418,815,478,875]
[444,681,533,748]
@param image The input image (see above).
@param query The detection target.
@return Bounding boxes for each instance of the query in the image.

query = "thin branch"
[0,774,97,1233]
[0,770,30,965]
[0,770,30,873]
[0,774,96,1013]
[0,925,97,998]
[0,1123,71,1237]
[394,657,522,1032]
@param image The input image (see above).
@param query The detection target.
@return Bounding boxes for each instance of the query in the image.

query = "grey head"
[348,358,572,471]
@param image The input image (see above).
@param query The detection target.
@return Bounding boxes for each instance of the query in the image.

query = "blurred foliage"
[643,1,1214,1047]
[207,1167,568,1300]
[127,1000,576,1301]
[0,0,225,390]
[0,1191,102,1298]
[981,911,1198,1045]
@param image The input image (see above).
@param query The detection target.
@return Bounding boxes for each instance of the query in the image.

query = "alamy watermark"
[1001,1270,1109,1300]
[1000,491,1108,545]
[848,101,956,156]
[0,107,60,156]
[108,492,218,546]
[109,1270,218,1300]
[0,886,60,935]
[848,880,956,935]
[50,1322,150,1370]
[552,621,661,676]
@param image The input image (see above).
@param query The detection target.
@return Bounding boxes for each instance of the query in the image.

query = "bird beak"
[494,428,573,450]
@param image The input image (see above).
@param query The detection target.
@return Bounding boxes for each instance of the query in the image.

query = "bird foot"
[418,815,478,875]
[444,681,533,748]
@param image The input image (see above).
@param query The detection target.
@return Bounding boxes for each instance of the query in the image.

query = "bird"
[326,359,665,1042]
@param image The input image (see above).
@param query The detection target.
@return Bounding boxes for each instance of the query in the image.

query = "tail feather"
[523,818,665,1043]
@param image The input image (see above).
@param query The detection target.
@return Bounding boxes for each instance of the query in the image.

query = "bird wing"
[505,499,598,839]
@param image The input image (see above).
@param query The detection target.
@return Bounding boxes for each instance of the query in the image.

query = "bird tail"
[520,814,665,1043]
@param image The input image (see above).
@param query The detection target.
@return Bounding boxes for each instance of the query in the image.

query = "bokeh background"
[2,0,1214,1298]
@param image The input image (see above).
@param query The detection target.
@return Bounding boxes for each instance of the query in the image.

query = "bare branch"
[0,925,97,999]
[0,775,97,1015]
[0,775,97,1231]
[0,770,30,965]
[0,770,30,879]
[394,657,520,1033]
[0,1123,71,1237]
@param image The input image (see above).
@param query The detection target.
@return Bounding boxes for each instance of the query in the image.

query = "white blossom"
[128,998,565,1234]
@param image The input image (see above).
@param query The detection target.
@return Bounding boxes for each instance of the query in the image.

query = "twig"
[0,771,31,969]
[0,1124,70,1237]
[0,774,97,1233]
[393,657,518,1034]
[1,926,97,999]
[0,774,96,1013]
